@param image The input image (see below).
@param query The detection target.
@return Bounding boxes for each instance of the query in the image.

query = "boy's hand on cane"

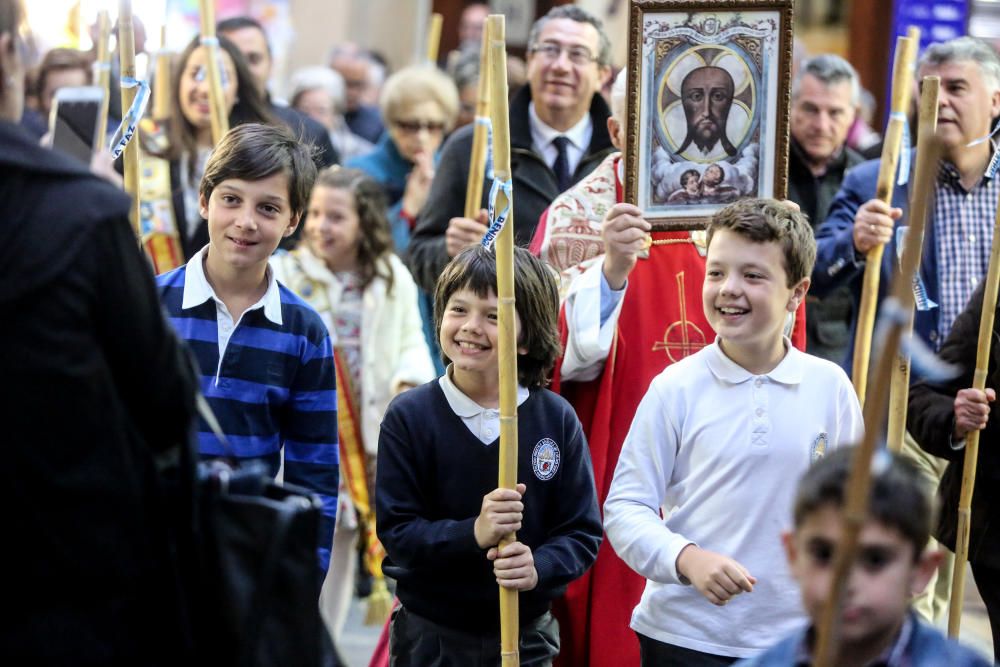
[676,544,756,606]
[474,482,526,548]
[601,203,650,290]
[489,541,538,591]
[446,209,490,257]
[953,387,996,439]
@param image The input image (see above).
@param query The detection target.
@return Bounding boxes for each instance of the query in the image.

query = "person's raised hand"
[676,544,756,606]
[445,208,489,257]
[474,482,526,548]
[953,387,997,440]
[601,203,651,290]
[853,199,901,255]
[402,150,435,218]
[488,540,538,591]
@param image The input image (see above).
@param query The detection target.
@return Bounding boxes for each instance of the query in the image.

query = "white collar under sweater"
[438,365,530,445]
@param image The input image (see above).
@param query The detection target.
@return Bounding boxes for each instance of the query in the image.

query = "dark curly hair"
[309,166,396,295]
[433,245,561,388]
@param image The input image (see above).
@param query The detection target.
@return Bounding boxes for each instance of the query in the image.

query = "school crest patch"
[532,438,561,481]
[811,432,828,463]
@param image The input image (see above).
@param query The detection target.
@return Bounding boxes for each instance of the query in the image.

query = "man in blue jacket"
[813,36,1000,627]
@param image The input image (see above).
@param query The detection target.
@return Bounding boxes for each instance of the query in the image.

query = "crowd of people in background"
[8,0,1000,665]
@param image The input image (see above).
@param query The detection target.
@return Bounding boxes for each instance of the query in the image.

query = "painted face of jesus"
[679,66,735,155]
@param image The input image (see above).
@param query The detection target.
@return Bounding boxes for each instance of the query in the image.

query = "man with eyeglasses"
[406,5,615,295]
[218,16,339,170]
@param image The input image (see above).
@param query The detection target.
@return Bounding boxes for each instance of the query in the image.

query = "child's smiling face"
[201,171,298,271]
[439,286,523,384]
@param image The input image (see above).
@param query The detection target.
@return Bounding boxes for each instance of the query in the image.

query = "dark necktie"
[552,135,572,193]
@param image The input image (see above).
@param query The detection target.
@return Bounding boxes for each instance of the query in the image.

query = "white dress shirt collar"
[182,245,283,326]
[704,337,803,385]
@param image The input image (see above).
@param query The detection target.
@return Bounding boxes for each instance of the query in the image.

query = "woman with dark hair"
[141,33,275,265]
[0,0,197,661]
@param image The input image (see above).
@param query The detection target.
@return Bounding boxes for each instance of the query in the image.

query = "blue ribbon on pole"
[891,112,911,186]
[894,226,937,313]
[481,177,513,249]
[109,76,150,160]
[475,116,494,180]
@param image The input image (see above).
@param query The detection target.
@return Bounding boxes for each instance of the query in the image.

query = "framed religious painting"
[625,0,794,229]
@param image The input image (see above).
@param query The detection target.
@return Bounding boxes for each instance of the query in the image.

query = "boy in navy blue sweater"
[157,123,339,571]
[376,246,602,665]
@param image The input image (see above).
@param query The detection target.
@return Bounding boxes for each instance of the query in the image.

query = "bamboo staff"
[153,25,172,123]
[947,136,1000,639]
[852,29,920,405]
[814,78,941,667]
[485,14,519,666]
[427,12,443,63]
[118,0,141,236]
[93,10,111,151]
[463,23,491,220]
[198,0,228,144]
[886,66,939,453]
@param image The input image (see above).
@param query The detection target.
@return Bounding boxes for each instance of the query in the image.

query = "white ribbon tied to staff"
[108,76,151,160]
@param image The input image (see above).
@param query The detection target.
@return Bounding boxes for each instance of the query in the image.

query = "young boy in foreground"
[157,123,339,571]
[604,199,864,664]
[375,246,602,665]
[737,447,992,666]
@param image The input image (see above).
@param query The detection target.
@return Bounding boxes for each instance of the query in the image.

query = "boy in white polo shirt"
[603,198,863,665]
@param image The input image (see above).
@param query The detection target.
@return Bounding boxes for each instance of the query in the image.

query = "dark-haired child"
[605,199,864,664]
[157,123,339,572]
[737,447,991,666]
[375,245,603,665]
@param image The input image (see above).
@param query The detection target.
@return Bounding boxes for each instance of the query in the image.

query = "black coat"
[0,121,197,663]
[908,279,1000,567]
[405,85,615,292]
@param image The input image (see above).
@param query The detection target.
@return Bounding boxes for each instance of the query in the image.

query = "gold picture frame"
[625,0,794,230]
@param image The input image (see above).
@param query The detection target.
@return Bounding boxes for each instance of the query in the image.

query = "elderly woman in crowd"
[289,65,373,163]
[345,64,458,252]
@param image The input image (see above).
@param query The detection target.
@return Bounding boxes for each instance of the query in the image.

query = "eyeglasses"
[528,42,598,66]
[393,119,446,134]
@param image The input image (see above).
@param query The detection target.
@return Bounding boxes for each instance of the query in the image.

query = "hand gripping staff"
[852,29,920,406]
[813,77,941,667]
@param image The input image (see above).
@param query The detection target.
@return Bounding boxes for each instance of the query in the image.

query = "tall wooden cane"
[198,0,229,144]
[118,0,141,237]
[886,67,940,453]
[427,12,444,64]
[814,78,941,667]
[852,31,920,406]
[463,23,491,220]
[485,14,520,667]
[93,10,111,151]
[947,134,1000,640]
[153,26,172,123]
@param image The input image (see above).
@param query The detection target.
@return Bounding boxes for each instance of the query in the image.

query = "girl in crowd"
[270,166,435,641]
[345,64,458,252]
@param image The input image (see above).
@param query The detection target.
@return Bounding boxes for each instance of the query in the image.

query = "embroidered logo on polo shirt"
[811,432,828,462]
[532,438,561,481]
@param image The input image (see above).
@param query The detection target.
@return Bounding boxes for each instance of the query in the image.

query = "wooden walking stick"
[947,131,1000,640]
[93,10,111,151]
[463,23,491,220]
[427,12,443,63]
[198,0,228,144]
[814,78,941,667]
[485,15,520,667]
[117,0,141,236]
[153,26,172,123]
[886,71,940,453]
[852,29,920,406]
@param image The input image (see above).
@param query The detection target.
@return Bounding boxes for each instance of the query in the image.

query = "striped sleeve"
[282,319,339,573]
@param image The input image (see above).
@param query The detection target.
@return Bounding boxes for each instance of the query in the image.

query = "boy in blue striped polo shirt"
[157,123,339,572]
